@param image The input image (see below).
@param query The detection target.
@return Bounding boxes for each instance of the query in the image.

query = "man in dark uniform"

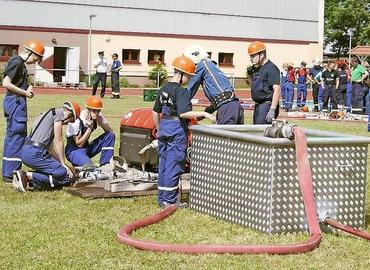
[321,61,339,113]
[2,40,44,184]
[111,53,122,99]
[247,41,281,124]
[152,56,215,208]
[336,62,349,110]
[13,101,81,192]
[184,45,244,125]
[308,59,322,112]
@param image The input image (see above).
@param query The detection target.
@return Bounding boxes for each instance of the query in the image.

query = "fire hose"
[117,126,323,254]
[117,123,369,254]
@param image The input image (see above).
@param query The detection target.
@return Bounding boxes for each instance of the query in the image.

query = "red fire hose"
[117,127,323,254]
[323,218,370,241]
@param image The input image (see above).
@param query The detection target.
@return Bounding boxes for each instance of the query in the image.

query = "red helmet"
[248,41,266,55]
[85,96,103,110]
[63,101,81,122]
[24,40,45,57]
[172,56,196,75]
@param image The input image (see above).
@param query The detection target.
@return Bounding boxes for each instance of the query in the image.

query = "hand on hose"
[63,164,76,178]
[265,108,276,124]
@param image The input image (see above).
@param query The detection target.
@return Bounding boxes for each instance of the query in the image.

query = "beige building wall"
[0,29,88,73]
[91,33,323,78]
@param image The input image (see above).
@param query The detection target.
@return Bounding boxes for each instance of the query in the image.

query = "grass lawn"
[0,94,369,270]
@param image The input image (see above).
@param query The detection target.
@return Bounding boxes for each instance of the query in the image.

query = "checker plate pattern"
[189,133,368,234]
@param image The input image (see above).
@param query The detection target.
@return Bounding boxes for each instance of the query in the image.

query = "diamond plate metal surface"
[189,133,368,234]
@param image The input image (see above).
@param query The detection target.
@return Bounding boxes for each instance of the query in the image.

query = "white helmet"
[183,45,209,64]
[312,58,322,66]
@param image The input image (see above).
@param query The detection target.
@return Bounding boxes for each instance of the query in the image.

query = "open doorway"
[53,47,67,82]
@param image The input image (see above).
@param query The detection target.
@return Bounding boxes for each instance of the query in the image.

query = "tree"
[148,55,168,87]
[324,0,370,57]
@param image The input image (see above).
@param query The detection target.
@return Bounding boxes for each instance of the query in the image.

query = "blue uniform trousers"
[157,119,187,205]
[21,144,72,190]
[65,131,115,167]
[362,84,369,113]
[351,83,364,113]
[281,82,288,108]
[297,82,307,107]
[2,94,27,179]
[285,82,294,109]
[346,82,352,112]
[253,102,279,124]
[318,85,324,110]
[216,100,244,124]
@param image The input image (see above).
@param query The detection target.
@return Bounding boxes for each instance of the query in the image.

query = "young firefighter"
[2,40,44,184]
[65,96,115,167]
[321,61,339,113]
[247,41,281,123]
[183,45,244,124]
[13,101,81,192]
[336,62,349,110]
[295,61,308,107]
[285,63,296,112]
[280,63,288,109]
[152,56,216,208]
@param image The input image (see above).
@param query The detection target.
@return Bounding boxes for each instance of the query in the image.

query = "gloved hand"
[265,108,276,124]
[204,105,216,114]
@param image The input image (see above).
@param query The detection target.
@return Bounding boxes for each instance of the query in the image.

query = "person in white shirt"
[92,51,108,97]
[65,96,115,167]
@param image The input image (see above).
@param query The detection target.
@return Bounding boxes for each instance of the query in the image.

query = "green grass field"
[0,94,369,270]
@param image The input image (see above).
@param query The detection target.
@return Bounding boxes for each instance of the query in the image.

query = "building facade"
[0,0,324,85]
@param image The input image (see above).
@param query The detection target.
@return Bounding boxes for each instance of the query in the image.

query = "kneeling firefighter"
[65,96,115,167]
[152,56,215,208]
[248,41,281,124]
[13,101,80,192]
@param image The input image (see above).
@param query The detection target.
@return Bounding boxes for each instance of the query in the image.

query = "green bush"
[148,57,168,87]
[0,69,4,84]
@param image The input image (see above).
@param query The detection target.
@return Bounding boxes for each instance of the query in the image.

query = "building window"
[122,49,140,64]
[148,50,165,65]
[207,52,212,58]
[0,44,19,61]
[218,52,234,67]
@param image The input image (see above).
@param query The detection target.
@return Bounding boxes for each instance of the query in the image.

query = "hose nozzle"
[263,120,296,140]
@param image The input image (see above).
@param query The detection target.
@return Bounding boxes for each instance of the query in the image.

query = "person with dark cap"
[247,41,281,124]
[13,101,81,192]
[2,40,44,184]
[92,51,108,97]
[111,53,122,99]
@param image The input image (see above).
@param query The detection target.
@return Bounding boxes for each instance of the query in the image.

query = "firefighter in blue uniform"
[152,56,215,208]
[65,96,115,167]
[295,61,308,107]
[247,41,281,124]
[183,45,244,124]
[280,63,288,109]
[13,101,80,192]
[2,40,44,184]
[336,62,349,110]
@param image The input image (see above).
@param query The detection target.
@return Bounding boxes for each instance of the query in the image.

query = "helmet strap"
[179,72,184,85]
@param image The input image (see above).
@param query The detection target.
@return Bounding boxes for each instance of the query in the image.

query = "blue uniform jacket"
[187,59,234,104]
